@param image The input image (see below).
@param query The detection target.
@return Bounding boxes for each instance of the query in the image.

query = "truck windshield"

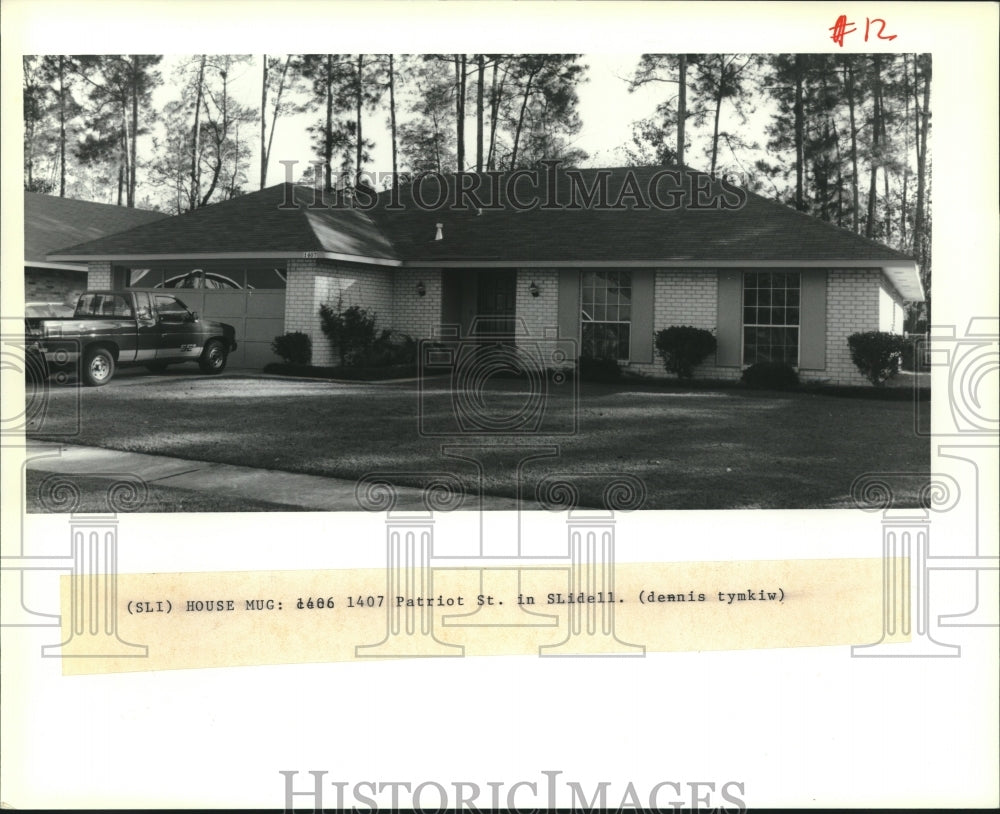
[75,294,134,318]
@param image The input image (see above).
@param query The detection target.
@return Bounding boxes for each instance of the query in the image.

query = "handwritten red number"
[865,17,898,41]
[831,14,897,46]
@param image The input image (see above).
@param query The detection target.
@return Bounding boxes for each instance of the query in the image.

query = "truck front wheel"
[83,347,115,386]
[199,339,228,374]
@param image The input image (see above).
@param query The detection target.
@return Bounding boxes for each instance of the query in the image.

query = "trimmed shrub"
[848,331,906,386]
[271,331,312,366]
[578,355,622,382]
[319,301,377,367]
[741,361,799,389]
[365,330,417,367]
[654,326,717,378]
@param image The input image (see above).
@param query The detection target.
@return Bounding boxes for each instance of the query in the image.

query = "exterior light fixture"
[529,281,540,298]
[416,281,427,297]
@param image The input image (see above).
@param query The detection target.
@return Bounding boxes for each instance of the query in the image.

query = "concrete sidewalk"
[25,441,523,512]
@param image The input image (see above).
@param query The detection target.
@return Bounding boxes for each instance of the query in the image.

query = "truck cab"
[28,290,237,386]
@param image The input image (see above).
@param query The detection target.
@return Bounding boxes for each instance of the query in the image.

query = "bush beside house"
[271,332,312,366]
[654,326,717,379]
[741,361,800,389]
[848,331,906,386]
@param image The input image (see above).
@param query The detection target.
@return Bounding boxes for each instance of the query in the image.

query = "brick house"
[24,191,167,304]
[48,166,922,383]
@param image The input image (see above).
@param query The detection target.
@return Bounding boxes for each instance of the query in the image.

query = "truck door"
[74,292,140,362]
[133,292,159,361]
[153,294,204,361]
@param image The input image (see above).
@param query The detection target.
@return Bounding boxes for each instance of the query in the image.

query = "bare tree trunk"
[865,55,882,238]
[324,55,334,190]
[58,56,66,196]
[510,66,538,170]
[199,64,229,207]
[844,62,860,233]
[913,56,931,320]
[121,99,133,208]
[129,56,139,207]
[388,54,398,189]
[229,120,241,199]
[191,55,206,208]
[355,54,364,180]
[913,57,929,251]
[709,64,723,175]
[487,58,507,170]
[260,55,268,189]
[793,54,804,212]
[454,54,466,171]
[475,54,485,172]
[677,54,686,166]
[262,55,291,190]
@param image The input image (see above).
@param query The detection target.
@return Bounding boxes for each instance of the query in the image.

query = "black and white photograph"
[1,2,997,811]
[19,49,932,513]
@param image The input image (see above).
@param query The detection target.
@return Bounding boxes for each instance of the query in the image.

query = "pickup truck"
[26,290,238,386]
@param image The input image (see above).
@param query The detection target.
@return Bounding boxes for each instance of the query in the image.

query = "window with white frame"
[581,271,632,360]
[742,271,800,365]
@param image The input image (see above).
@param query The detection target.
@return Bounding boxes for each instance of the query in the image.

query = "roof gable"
[48,184,398,261]
[25,192,168,263]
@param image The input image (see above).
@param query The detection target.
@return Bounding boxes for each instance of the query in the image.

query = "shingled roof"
[48,183,398,262]
[48,166,922,299]
[369,166,916,265]
[25,192,167,264]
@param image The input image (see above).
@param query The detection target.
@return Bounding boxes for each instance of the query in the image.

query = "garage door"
[131,288,285,368]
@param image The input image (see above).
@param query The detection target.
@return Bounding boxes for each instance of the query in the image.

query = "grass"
[26,374,931,510]
[262,362,420,381]
[24,469,303,513]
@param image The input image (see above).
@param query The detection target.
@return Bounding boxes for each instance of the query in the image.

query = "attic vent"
[435,222,443,241]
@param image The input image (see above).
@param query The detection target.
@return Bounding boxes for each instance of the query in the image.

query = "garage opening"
[115,260,286,368]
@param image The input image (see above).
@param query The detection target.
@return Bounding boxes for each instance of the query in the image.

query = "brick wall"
[283,258,393,367]
[622,267,886,386]
[391,268,442,339]
[878,276,907,333]
[626,269,740,380]
[25,267,87,304]
[823,268,882,385]
[514,268,560,347]
[87,262,112,290]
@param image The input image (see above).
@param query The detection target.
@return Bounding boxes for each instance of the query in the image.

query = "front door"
[474,270,516,340]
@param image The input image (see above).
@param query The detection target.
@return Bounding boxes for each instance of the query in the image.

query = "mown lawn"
[24,469,300,513]
[26,373,930,510]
